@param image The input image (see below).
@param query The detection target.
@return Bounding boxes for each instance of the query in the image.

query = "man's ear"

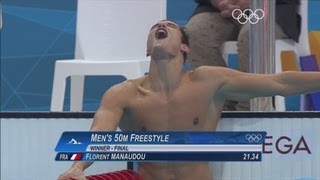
[181,44,190,54]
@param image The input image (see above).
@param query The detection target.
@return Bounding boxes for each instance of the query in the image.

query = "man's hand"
[57,166,86,180]
[218,0,249,18]
[234,0,249,10]
[218,0,240,18]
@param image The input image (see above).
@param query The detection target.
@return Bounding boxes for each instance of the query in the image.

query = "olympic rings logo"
[232,9,265,24]
[246,134,263,142]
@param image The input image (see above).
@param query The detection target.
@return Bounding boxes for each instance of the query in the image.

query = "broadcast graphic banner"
[55,131,266,161]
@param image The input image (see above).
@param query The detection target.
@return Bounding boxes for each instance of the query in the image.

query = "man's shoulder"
[108,76,147,94]
[192,66,229,79]
[101,76,147,106]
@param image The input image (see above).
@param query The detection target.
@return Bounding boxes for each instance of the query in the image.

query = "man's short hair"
[180,27,189,46]
[179,26,189,62]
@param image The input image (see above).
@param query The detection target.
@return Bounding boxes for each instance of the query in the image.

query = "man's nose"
[157,23,166,28]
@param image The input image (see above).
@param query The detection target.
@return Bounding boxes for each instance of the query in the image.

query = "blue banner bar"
[55,152,262,162]
[55,131,266,152]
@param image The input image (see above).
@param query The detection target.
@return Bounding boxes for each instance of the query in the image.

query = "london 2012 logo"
[232,9,265,24]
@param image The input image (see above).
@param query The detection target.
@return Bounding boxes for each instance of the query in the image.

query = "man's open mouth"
[155,28,168,39]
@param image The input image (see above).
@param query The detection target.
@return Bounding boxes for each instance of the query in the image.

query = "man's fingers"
[218,0,229,10]
[57,173,77,180]
[220,4,241,18]
[220,10,231,18]
[57,176,84,180]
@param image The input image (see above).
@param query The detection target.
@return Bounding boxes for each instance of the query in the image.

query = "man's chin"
[153,40,165,46]
[151,46,168,61]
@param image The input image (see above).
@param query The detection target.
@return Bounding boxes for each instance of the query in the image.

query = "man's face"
[146,20,186,58]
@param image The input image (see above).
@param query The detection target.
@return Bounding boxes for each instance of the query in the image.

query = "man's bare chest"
[126,88,213,130]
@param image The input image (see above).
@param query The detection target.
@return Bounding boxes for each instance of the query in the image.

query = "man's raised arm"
[57,83,128,180]
[199,66,320,102]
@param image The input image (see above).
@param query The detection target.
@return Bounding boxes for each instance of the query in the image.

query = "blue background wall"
[1,0,320,111]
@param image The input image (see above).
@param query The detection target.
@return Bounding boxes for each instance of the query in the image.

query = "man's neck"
[148,58,185,95]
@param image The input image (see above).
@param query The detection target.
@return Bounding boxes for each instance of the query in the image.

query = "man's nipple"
[193,117,199,125]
